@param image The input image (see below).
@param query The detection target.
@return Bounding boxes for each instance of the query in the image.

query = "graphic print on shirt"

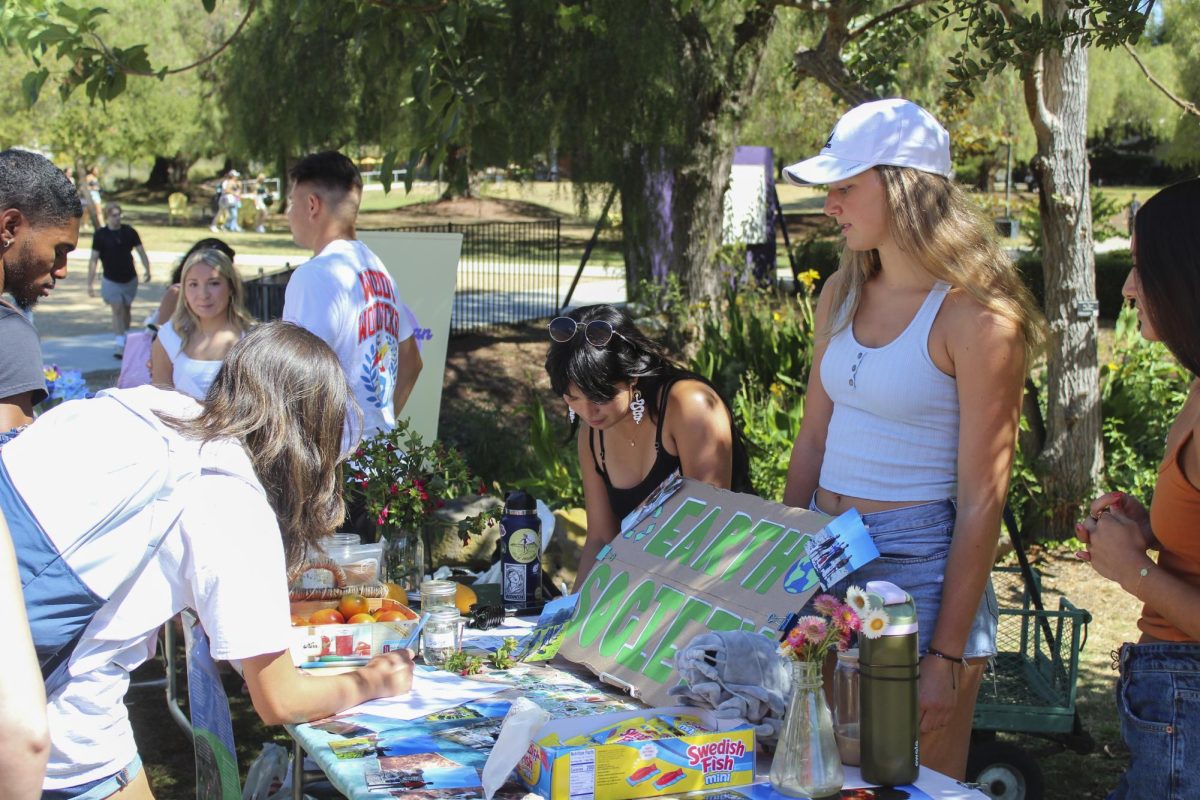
[357,268,401,409]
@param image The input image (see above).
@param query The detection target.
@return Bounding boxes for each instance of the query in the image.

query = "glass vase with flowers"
[771,586,885,798]
[344,419,498,592]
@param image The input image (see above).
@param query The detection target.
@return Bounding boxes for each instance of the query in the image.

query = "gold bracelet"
[1134,564,1152,597]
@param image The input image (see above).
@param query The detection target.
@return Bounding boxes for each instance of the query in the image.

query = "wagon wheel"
[966,740,1045,800]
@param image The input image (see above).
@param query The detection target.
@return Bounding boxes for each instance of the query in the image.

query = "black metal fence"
[382,219,561,334]
[242,219,561,335]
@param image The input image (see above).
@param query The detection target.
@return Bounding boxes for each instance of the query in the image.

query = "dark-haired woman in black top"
[545,304,752,588]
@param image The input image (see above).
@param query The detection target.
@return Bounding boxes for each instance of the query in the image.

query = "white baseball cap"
[782,98,952,185]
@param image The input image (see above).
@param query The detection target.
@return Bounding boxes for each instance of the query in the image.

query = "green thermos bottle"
[859,580,920,786]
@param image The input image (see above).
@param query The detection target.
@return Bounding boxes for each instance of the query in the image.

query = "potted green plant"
[345,419,498,591]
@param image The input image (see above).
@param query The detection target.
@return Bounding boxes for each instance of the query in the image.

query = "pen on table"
[401,612,431,650]
[299,658,371,669]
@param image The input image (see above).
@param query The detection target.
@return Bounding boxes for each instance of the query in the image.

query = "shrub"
[732,378,804,502]
[691,284,816,404]
[1100,304,1190,502]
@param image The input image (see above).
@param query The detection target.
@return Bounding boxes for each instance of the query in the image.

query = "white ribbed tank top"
[818,281,959,500]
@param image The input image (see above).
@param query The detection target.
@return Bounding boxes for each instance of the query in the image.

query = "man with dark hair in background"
[283,150,422,445]
[0,148,82,436]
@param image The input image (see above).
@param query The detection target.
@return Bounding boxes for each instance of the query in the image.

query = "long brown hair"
[158,322,355,567]
[823,166,1046,358]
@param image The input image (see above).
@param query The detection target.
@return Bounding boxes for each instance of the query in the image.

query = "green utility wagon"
[967,510,1094,800]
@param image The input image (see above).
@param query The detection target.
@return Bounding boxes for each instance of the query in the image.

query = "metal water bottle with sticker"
[500,489,541,606]
[859,580,920,786]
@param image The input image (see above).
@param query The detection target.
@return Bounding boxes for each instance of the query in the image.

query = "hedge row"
[790,240,1132,322]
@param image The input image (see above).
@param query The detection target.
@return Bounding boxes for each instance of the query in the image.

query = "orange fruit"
[347,613,375,624]
[455,582,478,614]
[290,614,310,627]
[310,608,345,625]
[375,609,414,623]
[383,582,408,601]
[338,593,370,620]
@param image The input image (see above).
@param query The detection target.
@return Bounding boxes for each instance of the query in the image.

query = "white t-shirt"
[155,320,224,400]
[1,386,292,788]
[282,239,414,442]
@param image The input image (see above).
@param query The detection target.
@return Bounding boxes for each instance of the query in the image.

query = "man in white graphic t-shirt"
[283,151,423,443]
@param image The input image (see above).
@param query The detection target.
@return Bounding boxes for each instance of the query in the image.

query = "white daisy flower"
[860,608,889,639]
[846,585,870,614]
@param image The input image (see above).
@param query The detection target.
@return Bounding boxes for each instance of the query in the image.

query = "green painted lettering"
[741,530,810,594]
[642,597,712,683]
[689,513,754,575]
[614,585,686,671]
[560,562,610,644]
[577,569,629,648]
[644,499,709,557]
[598,578,656,658]
[706,607,744,633]
[718,520,787,580]
[666,507,720,564]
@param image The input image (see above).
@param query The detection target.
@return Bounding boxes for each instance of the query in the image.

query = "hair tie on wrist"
[925,647,968,667]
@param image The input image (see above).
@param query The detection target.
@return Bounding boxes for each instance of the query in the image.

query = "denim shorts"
[803,497,998,659]
[43,755,143,800]
[1107,641,1200,800]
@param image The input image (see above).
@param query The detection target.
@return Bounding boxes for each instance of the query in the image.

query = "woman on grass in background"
[151,247,253,399]
[545,304,752,588]
[6,323,415,798]
[780,99,1044,779]
[1076,179,1200,800]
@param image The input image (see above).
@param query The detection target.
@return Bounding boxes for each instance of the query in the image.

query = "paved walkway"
[40,250,625,381]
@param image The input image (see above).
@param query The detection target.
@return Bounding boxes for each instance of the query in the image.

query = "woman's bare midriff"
[814,487,932,516]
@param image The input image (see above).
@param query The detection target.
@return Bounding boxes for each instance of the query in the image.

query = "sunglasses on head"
[548,316,631,348]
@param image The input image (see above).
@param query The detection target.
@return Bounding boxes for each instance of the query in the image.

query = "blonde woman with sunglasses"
[545,304,752,588]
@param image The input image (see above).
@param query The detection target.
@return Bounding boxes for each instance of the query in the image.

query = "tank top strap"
[653,377,679,453]
[909,281,952,338]
[588,427,609,480]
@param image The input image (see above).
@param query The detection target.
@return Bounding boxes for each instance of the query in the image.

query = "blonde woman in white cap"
[781,98,1045,778]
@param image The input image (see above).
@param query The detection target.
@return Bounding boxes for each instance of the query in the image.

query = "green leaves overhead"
[942,0,1151,96]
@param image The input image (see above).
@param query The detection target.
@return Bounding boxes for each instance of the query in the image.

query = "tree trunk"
[146,155,193,188]
[1023,1,1102,538]
[440,144,474,200]
[619,6,777,307]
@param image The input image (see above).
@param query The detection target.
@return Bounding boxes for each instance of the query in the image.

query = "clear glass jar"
[420,579,457,612]
[328,532,361,547]
[421,609,464,667]
[770,660,844,797]
[833,648,861,766]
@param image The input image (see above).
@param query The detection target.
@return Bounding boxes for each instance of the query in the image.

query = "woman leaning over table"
[781,99,1045,779]
[1076,178,1200,800]
[545,304,752,589]
[5,323,414,799]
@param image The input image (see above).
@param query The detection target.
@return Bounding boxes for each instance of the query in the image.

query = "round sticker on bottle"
[506,528,540,563]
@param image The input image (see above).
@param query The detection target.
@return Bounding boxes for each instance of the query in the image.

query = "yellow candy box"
[518,707,755,800]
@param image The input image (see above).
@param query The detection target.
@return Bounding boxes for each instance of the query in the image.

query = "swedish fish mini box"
[518,706,755,800]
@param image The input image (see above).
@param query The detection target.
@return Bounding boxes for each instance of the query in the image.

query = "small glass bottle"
[833,648,861,766]
[770,660,844,797]
[420,580,457,612]
[422,608,464,667]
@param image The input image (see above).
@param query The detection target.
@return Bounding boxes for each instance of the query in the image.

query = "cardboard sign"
[558,477,874,708]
